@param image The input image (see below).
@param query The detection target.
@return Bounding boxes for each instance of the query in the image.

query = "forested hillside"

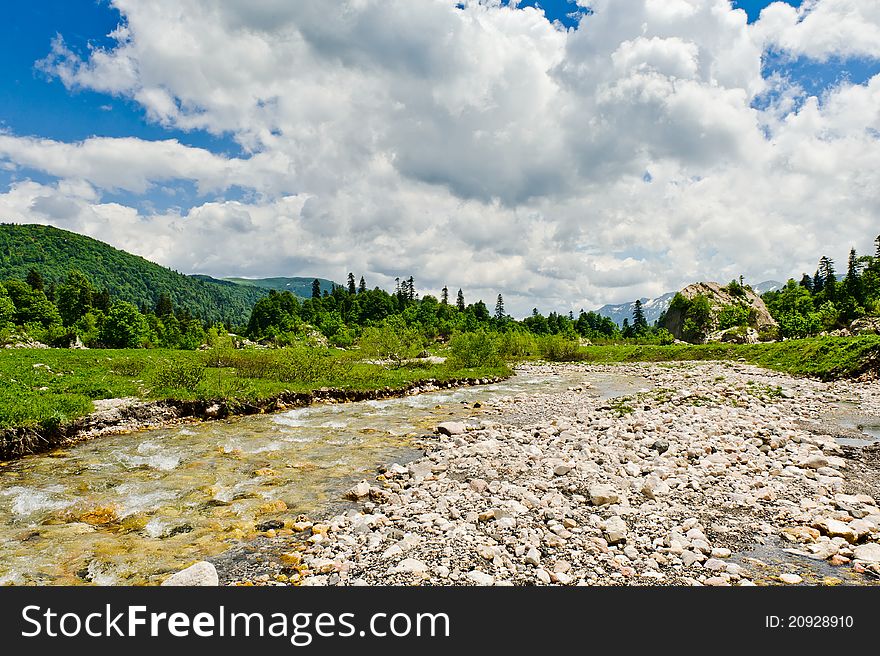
[0,224,265,325]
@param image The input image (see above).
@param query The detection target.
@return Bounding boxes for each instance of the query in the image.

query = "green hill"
[221,276,338,298]
[0,223,267,326]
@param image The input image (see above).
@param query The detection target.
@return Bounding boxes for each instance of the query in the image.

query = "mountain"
[596,280,785,327]
[220,276,338,298]
[753,280,784,294]
[596,292,677,327]
[0,223,266,326]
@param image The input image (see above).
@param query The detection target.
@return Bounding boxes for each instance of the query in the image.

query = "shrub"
[537,335,584,362]
[149,360,206,395]
[717,304,750,330]
[495,330,537,358]
[359,317,424,367]
[447,331,503,368]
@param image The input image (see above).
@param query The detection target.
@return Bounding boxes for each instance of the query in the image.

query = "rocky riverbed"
[228,361,880,587]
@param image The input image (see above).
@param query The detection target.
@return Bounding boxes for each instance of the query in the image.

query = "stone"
[161,561,219,586]
[553,464,573,476]
[779,573,803,585]
[344,480,371,500]
[703,558,727,572]
[799,454,829,470]
[813,518,858,543]
[393,558,429,574]
[465,570,495,586]
[641,475,671,500]
[603,516,627,545]
[852,543,880,563]
[525,547,541,567]
[437,422,467,436]
[589,484,620,506]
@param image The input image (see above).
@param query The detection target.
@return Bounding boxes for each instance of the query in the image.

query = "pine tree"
[441,286,449,305]
[358,276,367,294]
[799,274,813,292]
[875,235,880,259]
[845,247,863,303]
[311,279,321,299]
[406,276,416,302]
[155,293,174,317]
[633,299,648,332]
[456,289,465,311]
[494,294,505,320]
[813,269,823,294]
[347,273,356,295]
[26,268,44,291]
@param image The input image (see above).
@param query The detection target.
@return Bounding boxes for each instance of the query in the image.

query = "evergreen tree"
[456,289,465,311]
[406,276,416,302]
[347,273,356,295]
[155,292,174,317]
[26,268,44,291]
[311,279,321,299]
[621,317,633,338]
[441,286,449,305]
[813,269,823,294]
[844,248,863,303]
[633,299,648,332]
[799,274,813,292]
[358,276,367,294]
[875,234,880,259]
[494,294,505,320]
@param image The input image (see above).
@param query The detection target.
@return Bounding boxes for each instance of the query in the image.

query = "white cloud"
[1,0,878,317]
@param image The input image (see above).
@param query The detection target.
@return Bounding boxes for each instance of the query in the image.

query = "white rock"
[393,558,429,574]
[437,422,467,436]
[641,475,671,500]
[589,484,620,506]
[779,573,803,585]
[603,516,628,545]
[852,543,880,563]
[466,570,495,586]
[161,561,219,586]
[524,547,541,567]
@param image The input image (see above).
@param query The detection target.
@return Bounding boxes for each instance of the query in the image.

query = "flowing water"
[0,369,651,585]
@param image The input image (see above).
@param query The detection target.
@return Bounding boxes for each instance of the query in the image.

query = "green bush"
[537,335,584,361]
[718,304,751,330]
[149,360,207,395]
[447,331,503,368]
[494,330,537,358]
[358,316,424,367]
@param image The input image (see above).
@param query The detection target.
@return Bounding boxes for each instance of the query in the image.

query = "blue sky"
[0,1,878,313]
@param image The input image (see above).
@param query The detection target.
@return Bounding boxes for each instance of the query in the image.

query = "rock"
[852,543,880,563]
[850,317,880,335]
[650,440,669,454]
[662,281,777,343]
[813,518,858,543]
[779,573,803,585]
[344,480,371,500]
[603,516,627,545]
[589,484,620,506]
[392,558,429,574]
[781,526,820,543]
[437,422,466,436]
[256,519,285,532]
[799,454,829,470]
[641,475,671,500]
[703,558,727,572]
[466,570,495,586]
[161,561,219,586]
[553,464,573,476]
[204,403,222,418]
[524,547,541,566]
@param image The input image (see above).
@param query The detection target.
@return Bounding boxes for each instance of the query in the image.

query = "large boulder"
[663,281,777,343]
[850,317,880,335]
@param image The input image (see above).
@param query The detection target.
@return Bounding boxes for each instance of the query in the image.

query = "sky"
[0,1,879,317]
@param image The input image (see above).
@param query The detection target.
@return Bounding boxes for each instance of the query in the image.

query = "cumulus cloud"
[1,0,878,316]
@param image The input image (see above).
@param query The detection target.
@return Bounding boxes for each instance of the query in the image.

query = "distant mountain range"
[596,280,784,327]
[220,277,338,298]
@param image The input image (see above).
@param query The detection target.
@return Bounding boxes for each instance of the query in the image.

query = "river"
[0,368,651,585]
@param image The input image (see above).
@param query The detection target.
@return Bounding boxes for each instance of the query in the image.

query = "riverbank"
[0,373,510,461]
[237,361,880,586]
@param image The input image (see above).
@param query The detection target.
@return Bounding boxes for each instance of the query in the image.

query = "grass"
[0,347,511,431]
[2,335,876,432]
[578,336,880,379]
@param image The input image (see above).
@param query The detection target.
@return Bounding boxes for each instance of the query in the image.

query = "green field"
[0,347,510,431]
[578,335,880,379]
[1,335,878,432]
